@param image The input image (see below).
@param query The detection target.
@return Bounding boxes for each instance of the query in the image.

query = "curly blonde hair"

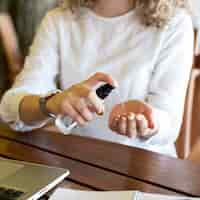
[59,0,189,28]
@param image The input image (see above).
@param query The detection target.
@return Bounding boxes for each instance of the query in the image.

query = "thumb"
[84,72,118,89]
[143,106,155,129]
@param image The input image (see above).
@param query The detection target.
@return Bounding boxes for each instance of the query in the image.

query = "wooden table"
[0,124,200,198]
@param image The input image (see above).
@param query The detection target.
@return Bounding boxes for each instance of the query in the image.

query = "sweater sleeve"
[0,10,60,131]
[144,11,194,145]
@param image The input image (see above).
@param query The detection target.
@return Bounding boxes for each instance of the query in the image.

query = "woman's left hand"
[109,100,158,139]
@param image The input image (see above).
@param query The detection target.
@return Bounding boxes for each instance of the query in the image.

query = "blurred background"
[0,0,200,159]
[0,0,57,95]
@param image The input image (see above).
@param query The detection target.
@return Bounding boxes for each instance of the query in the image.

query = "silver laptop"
[0,157,70,200]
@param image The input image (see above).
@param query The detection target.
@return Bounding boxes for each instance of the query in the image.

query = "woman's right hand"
[46,73,117,126]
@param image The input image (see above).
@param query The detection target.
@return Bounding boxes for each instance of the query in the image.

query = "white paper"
[49,188,200,200]
[137,192,200,200]
[49,188,136,200]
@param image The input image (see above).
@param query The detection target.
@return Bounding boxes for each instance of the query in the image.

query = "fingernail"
[98,107,104,115]
[122,116,126,121]
[115,117,120,121]
[128,113,135,120]
[136,114,144,121]
[113,80,119,88]
[80,121,87,126]
[98,111,104,116]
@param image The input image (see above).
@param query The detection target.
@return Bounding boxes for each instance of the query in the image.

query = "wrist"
[46,95,60,116]
[39,90,62,119]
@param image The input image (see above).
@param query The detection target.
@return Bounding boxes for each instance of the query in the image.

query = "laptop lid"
[0,157,70,200]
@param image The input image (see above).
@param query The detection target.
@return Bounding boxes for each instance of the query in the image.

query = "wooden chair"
[188,138,200,163]
[176,68,200,158]
[0,13,23,85]
[176,30,200,159]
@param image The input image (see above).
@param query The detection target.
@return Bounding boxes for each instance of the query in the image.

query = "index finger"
[84,72,118,89]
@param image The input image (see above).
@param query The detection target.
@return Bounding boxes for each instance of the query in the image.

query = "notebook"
[49,188,200,200]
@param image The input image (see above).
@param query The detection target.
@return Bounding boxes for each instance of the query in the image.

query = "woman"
[0,0,193,157]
